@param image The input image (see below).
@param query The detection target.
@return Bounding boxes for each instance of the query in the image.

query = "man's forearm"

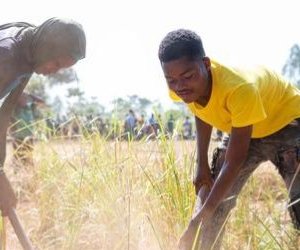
[199,162,241,219]
[0,81,28,166]
[195,117,212,175]
[193,126,252,222]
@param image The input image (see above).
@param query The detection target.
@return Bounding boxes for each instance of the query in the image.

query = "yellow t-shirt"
[169,60,300,138]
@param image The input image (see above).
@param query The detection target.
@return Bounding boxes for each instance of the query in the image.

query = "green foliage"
[128,95,152,112]
[67,98,105,117]
[50,96,63,115]
[66,87,85,99]
[25,69,87,118]
[26,75,48,100]
[282,44,300,88]
[47,68,78,86]
[111,95,152,119]
[26,68,78,100]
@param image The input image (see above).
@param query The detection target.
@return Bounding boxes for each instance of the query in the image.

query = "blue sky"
[2,0,300,107]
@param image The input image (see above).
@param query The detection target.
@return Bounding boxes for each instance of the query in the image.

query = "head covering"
[31,17,86,67]
[0,21,36,65]
[0,22,36,99]
[0,22,35,35]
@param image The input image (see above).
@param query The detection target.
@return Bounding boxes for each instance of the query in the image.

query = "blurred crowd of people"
[123,109,195,140]
[8,98,224,169]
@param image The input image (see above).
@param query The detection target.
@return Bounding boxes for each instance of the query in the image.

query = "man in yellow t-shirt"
[158,29,300,250]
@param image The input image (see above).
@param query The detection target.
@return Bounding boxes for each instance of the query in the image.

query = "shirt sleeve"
[227,83,267,127]
[0,43,14,77]
[0,39,16,97]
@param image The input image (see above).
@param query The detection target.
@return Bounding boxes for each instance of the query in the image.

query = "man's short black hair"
[158,29,205,63]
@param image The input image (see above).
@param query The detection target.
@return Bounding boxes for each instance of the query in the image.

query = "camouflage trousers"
[200,119,300,250]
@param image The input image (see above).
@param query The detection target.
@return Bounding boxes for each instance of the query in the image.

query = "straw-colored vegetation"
[2,131,300,250]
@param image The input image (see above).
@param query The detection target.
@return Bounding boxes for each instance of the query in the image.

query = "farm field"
[2,136,300,250]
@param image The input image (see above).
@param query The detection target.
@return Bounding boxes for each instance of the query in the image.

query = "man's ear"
[202,57,211,71]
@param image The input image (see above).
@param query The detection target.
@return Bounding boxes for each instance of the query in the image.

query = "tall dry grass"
[2,131,300,249]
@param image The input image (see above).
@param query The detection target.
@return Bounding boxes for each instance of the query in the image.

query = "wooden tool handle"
[8,208,33,250]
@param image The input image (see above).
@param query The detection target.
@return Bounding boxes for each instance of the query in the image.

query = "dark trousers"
[201,120,300,249]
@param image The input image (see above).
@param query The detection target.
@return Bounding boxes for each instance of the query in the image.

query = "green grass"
[3,132,300,249]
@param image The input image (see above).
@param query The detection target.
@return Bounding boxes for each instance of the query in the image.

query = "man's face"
[161,56,211,104]
[34,56,76,75]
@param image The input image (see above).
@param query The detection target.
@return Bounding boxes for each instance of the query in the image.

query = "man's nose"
[175,79,186,91]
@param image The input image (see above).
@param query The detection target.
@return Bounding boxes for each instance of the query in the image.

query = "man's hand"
[0,172,17,216]
[193,166,213,195]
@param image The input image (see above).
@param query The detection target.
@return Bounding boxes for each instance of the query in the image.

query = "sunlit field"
[2,131,300,250]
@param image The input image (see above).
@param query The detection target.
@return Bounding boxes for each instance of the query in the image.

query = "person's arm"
[178,117,213,250]
[192,125,252,223]
[178,125,252,250]
[0,80,28,216]
[193,116,213,195]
